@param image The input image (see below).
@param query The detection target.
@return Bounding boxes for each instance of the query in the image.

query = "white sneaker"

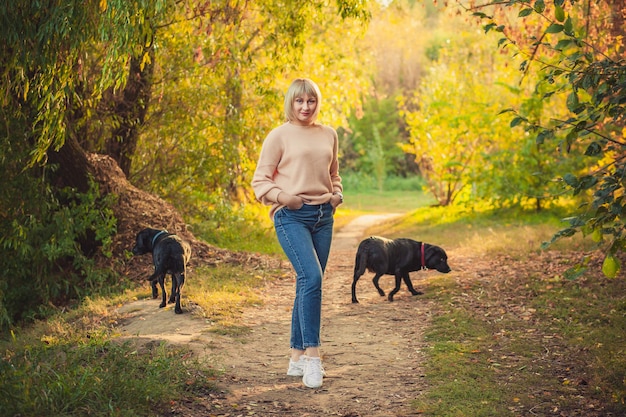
[287,355,306,376]
[302,356,325,388]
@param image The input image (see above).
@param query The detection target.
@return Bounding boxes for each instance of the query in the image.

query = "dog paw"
[159,302,166,308]
[411,291,424,296]
[175,308,183,314]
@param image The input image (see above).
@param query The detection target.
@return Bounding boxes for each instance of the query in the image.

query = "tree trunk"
[47,135,91,193]
[106,46,155,177]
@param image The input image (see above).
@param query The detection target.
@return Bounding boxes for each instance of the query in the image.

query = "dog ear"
[140,230,151,248]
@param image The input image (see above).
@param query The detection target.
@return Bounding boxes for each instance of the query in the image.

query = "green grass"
[527,275,626,405]
[412,276,536,416]
[341,188,436,214]
[0,314,217,417]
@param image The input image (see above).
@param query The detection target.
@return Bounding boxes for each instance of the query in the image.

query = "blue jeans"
[274,203,334,350]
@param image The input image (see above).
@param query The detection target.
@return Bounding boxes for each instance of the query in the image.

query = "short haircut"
[283,78,322,122]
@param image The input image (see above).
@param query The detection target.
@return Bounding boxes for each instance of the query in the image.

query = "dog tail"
[352,240,370,303]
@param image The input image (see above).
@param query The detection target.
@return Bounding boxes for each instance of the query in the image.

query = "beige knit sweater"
[252,122,343,219]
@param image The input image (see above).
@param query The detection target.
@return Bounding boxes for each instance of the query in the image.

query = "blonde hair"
[283,78,322,122]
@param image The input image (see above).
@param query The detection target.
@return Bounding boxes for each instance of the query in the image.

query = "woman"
[251,78,343,388]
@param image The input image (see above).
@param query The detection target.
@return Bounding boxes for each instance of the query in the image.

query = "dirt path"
[116,214,441,416]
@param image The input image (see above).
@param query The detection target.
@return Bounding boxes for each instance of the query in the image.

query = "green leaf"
[591,228,603,243]
[555,5,565,22]
[566,91,579,112]
[578,175,598,190]
[546,23,564,34]
[563,264,588,280]
[555,39,573,50]
[518,8,534,17]
[602,254,621,278]
[584,142,603,156]
[519,60,528,71]
[564,16,573,35]
[536,129,554,145]
[497,108,516,115]
[510,116,526,127]
[483,23,497,33]
[563,173,578,187]
[554,227,576,240]
[564,216,586,227]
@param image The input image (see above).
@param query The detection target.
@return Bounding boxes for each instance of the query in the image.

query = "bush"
[0,180,117,328]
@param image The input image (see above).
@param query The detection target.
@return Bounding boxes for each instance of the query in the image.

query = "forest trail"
[116,212,447,416]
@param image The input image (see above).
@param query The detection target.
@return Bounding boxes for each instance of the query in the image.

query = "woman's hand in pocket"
[278,192,305,210]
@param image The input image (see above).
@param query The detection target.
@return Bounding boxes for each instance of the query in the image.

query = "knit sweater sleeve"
[329,126,342,194]
[251,129,283,205]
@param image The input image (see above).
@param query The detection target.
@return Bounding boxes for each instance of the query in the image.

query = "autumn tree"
[469,0,626,277]
[400,18,528,206]
[0,0,168,325]
[476,70,589,211]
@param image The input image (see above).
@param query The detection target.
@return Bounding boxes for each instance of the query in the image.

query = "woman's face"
[292,94,317,125]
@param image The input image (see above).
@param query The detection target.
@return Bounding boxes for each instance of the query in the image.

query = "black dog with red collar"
[351,236,451,303]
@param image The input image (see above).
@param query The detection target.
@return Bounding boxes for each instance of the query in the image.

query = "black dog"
[352,236,451,303]
[132,228,191,314]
